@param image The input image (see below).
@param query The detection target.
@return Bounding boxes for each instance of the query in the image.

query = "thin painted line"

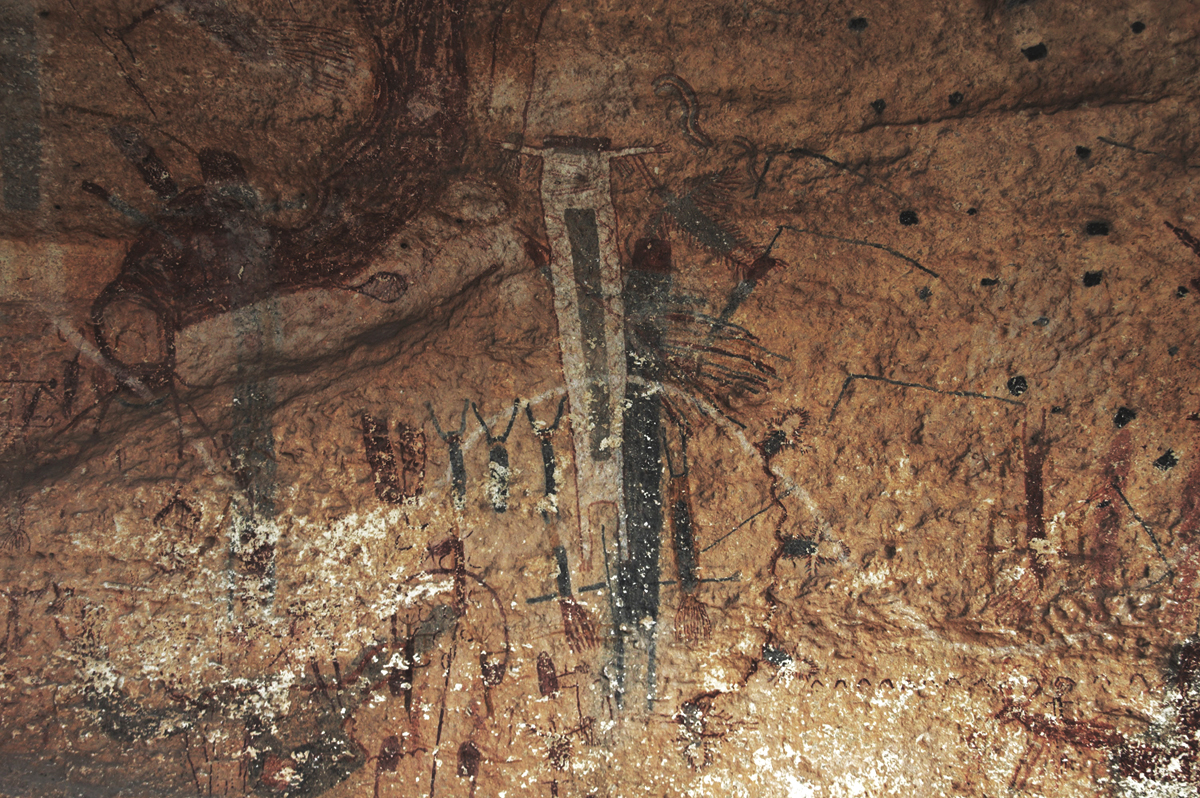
[527,581,608,603]
[776,226,938,278]
[828,372,1024,422]
[701,500,777,553]
[1113,483,1174,584]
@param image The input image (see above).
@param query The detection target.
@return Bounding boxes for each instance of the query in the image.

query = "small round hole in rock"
[1021,43,1048,61]
[1154,450,1178,471]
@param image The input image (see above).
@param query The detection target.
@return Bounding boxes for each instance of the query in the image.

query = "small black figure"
[473,399,519,513]
[527,395,568,519]
[428,400,469,511]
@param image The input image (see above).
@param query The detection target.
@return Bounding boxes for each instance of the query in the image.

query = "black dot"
[1083,270,1103,287]
[399,241,409,249]
[1098,499,1111,508]
[37,10,50,17]
[1033,316,1050,326]
[53,204,61,210]
[1113,406,1137,429]
[967,207,977,215]
[1021,43,1048,61]
[1154,450,1179,471]
[1051,405,1066,414]
[1075,146,1092,159]
[981,277,999,286]
[1086,221,1110,236]
[871,99,886,114]
[1169,346,1180,356]
[899,210,919,226]
[849,16,868,30]
[949,91,964,107]
[1007,376,1029,396]
[1131,21,1146,33]
[761,430,788,458]
[917,286,932,300]
[884,544,896,559]
[1177,286,1189,298]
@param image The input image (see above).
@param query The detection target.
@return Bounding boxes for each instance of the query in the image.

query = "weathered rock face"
[3,1,1200,796]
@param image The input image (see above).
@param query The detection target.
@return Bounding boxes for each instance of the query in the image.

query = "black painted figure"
[527,395,568,519]
[621,238,670,631]
[428,400,470,512]
[664,417,710,644]
[472,399,519,513]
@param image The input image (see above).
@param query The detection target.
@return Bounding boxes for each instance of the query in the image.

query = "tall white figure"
[504,136,654,568]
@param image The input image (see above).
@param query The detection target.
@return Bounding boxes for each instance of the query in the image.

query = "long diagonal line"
[701,490,794,554]
[1098,136,1200,168]
[63,0,158,119]
[783,147,908,204]
[828,373,1024,423]
[1097,136,1162,157]
[1112,483,1174,584]
[428,621,460,798]
[775,225,939,278]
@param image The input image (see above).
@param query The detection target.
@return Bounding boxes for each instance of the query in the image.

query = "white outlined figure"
[504,136,655,568]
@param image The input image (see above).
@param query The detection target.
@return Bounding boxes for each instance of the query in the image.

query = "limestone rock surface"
[3,1,1200,796]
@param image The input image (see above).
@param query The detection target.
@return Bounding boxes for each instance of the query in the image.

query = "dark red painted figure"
[85,0,469,393]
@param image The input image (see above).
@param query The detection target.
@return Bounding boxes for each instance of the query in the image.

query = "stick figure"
[428,400,469,512]
[473,399,519,513]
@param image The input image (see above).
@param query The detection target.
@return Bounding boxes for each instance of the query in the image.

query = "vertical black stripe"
[553,545,572,597]
[672,498,698,592]
[619,239,671,624]
[230,379,277,587]
[539,437,556,497]
[0,0,42,210]
[565,207,612,459]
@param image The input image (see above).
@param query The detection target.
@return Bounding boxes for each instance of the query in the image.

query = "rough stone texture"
[3,1,1200,796]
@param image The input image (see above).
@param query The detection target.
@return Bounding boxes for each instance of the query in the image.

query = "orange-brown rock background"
[4,0,1200,795]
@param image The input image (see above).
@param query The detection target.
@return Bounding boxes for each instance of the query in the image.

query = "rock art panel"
[3,1,1200,797]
